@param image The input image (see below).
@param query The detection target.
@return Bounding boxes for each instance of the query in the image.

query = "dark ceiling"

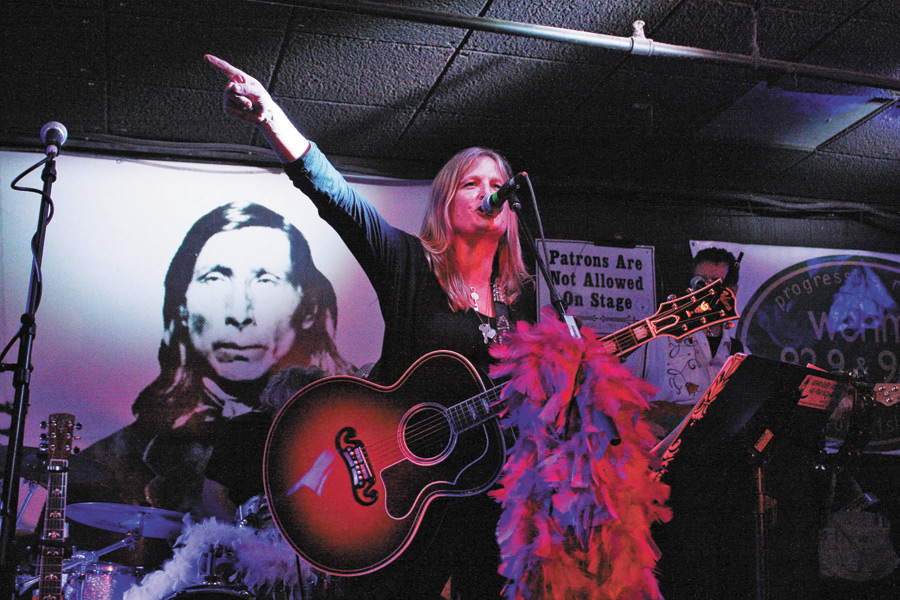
[4,0,900,215]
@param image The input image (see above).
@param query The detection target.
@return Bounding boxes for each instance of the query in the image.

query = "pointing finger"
[204,54,247,83]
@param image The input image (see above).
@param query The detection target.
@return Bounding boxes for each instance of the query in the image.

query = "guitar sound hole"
[400,403,455,466]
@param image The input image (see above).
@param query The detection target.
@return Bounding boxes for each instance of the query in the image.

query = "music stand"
[655,353,849,600]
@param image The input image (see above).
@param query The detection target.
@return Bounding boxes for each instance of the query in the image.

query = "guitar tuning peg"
[724,322,735,329]
[40,433,48,441]
[40,421,48,429]
[73,447,81,454]
[666,294,677,301]
[75,423,83,430]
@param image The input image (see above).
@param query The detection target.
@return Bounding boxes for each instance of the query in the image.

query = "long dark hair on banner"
[132,202,350,427]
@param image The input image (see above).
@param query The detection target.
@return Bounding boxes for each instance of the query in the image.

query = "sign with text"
[536,240,656,335]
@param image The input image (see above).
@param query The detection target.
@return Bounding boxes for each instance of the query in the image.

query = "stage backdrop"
[690,240,900,453]
[0,149,430,452]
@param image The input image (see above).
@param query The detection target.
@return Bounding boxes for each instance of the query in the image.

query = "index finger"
[204,54,246,82]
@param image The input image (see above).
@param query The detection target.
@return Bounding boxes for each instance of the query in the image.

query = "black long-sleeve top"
[284,143,530,386]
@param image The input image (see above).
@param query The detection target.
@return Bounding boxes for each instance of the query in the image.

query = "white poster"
[536,239,656,376]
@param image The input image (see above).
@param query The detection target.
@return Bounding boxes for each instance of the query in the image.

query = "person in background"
[644,246,742,438]
[206,53,534,600]
[647,247,749,599]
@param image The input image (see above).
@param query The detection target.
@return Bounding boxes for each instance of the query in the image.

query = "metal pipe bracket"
[631,20,654,56]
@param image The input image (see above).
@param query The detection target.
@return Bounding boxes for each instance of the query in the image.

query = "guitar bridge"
[335,427,378,506]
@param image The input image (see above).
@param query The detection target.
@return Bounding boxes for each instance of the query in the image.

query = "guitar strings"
[351,385,505,465]
[360,385,504,463]
[359,309,719,464]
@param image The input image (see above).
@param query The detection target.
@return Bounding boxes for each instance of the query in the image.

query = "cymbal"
[0,445,112,484]
[67,503,185,540]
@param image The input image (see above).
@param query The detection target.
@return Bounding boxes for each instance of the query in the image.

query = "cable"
[1,155,57,361]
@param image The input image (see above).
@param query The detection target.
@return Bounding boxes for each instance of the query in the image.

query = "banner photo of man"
[0,150,429,551]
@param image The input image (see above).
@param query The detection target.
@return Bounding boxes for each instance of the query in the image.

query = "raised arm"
[204,54,310,163]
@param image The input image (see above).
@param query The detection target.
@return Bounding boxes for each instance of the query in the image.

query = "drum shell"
[64,563,144,600]
[162,584,254,600]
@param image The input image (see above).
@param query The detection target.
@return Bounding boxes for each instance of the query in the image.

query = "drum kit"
[10,481,330,600]
[15,502,179,600]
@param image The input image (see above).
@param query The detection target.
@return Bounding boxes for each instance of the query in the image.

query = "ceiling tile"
[423,51,611,118]
[288,0,479,46]
[108,84,254,145]
[109,0,292,27]
[274,33,455,107]
[578,68,755,137]
[108,13,286,89]
[761,152,900,202]
[2,75,107,137]
[278,98,416,156]
[819,104,900,159]
[5,4,107,79]
[3,0,900,210]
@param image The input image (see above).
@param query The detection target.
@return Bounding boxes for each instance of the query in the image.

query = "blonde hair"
[419,147,529,312]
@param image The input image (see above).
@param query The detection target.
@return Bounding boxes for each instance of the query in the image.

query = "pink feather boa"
[489,309,671,600]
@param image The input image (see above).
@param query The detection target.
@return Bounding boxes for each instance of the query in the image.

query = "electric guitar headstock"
[874,383,899,407]
[649,278,739,341]
[600,278,739,357]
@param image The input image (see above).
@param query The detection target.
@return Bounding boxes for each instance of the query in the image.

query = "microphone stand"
[0,153,58,600]
[508,197,579,340]
[509,193,621,445]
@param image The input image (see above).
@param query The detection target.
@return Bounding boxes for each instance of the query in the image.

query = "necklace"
[469,285,497,344]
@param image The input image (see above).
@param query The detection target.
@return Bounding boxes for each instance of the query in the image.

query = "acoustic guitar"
[264,280,737,575]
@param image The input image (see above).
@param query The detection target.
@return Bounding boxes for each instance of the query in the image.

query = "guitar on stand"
[34,414,77,600]
[16,414,166,600]
[264,280,738,576]
[17,417,151,600]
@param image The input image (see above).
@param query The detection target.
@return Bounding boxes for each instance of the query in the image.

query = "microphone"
[690,276,707,290]
[41,121,68,157]
[480,172,527,216]
[725,252,744,288]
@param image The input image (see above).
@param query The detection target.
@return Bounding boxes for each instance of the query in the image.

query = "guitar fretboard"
[447,386,504,433]
[444,320,657,434]
[443,282,737,436]
[598,320,653,356]
[38,459,68,600]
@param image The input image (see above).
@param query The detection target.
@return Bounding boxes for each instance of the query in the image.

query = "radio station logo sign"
[736,255,900,452]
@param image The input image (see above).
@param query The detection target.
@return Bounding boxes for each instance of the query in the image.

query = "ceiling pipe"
[272,0,900,93]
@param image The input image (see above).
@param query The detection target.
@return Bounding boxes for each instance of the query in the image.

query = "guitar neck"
[38,461,68,600]
[448,281,738,434]
[37,413,75,600]
[448,319,658,434]
[598,318,656,357]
